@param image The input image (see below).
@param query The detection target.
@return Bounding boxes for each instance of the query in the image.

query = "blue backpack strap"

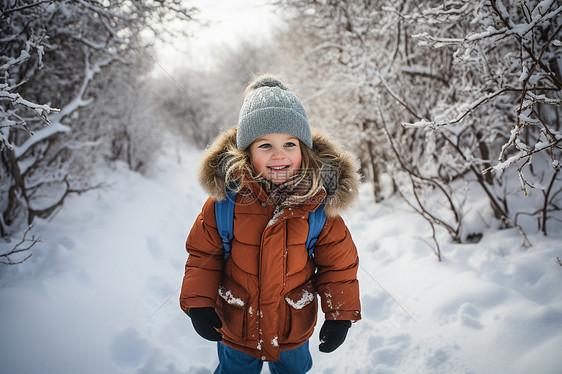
[215,190,237,262]
[217,192,325,261]
[305,202,327,257]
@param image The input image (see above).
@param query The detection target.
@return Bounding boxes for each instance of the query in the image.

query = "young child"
[180,75,362,374]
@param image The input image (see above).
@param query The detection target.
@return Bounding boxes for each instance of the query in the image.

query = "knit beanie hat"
[237,75,312,151]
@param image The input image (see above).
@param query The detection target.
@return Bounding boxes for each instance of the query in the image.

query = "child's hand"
[188,307,223,341]
[318,320,352,353]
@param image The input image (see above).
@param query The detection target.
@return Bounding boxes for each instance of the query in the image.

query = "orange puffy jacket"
[180,128,362,361]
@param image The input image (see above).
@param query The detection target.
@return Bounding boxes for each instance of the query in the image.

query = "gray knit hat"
[237,76,312,150]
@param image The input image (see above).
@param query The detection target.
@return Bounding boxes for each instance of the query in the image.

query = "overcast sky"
[155,0,281,74]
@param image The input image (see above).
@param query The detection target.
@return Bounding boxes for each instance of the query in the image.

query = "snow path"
[1,144,561,374]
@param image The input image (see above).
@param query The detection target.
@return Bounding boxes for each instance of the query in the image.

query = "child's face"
[249,133,303,184]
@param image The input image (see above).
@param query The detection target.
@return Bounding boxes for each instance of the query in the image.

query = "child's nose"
[271,151,285,160]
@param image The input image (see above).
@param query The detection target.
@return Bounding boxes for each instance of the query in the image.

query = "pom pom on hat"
[236,74,312,150]
[252,76,288,90]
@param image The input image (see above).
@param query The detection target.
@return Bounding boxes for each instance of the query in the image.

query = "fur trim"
[310,128,361,217]
[197,127,360,217]
[197,127,237,201]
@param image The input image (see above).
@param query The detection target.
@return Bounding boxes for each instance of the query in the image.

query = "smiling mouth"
[268,165,290,171]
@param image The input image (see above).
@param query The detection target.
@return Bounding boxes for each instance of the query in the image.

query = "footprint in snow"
[369,334,412,367]
[109,327,151,370]
[457,303,484,329]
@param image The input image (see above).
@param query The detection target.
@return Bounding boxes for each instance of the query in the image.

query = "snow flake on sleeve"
[324,290,344,312]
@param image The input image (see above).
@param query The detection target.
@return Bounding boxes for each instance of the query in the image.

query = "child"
[180,74,361,374]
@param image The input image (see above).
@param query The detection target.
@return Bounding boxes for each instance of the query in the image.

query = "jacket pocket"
[216,277,249,341]
[281,280,318,343]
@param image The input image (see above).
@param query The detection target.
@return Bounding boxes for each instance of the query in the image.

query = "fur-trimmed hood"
[197,127,360,218]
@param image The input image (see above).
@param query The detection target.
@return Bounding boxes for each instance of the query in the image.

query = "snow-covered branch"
[0,86,59,123]
[402,88,522,129]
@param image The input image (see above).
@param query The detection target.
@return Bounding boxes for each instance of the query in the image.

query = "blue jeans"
[214,341,313,374]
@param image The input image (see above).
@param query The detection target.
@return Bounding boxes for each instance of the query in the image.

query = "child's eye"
[258,143,271,149]
[284,142,297,148]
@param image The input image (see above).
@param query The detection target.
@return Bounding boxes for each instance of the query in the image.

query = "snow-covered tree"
[405,1,562,236]
[1,0,197,263]
[277,0,561,253]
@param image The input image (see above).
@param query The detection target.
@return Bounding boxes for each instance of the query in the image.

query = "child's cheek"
[252,153,268,175]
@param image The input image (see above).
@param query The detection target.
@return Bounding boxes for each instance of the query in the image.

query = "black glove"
[318,320,351,353]
[188,307,223,341]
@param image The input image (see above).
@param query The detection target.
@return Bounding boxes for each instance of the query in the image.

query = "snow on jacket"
[180,127,362,361]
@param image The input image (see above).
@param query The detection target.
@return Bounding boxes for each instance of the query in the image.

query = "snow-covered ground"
[1,142,561,374]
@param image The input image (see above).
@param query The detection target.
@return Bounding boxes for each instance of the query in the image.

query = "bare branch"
[0,225,40,265]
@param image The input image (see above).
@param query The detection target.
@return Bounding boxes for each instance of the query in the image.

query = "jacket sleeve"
[313,214,362,321]
[179,197,225,313]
